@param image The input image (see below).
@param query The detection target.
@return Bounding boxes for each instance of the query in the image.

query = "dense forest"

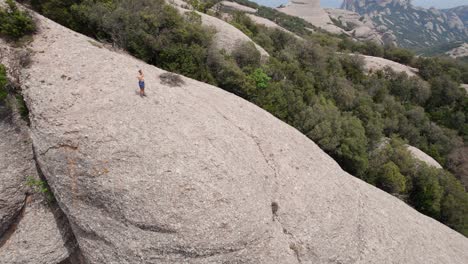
[2,0,467,236]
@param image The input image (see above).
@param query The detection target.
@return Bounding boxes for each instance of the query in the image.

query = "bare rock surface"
[406,145,443,169]
[0,100,75,264]
[18,11,468,264]
[277,0,344,34]
[361,54,418,76]
[246,14,299,38]
[0,108,31,236]
[0,28,79,263]
[341,0,468,49]
[326,8,396,45]
[214,1,257,14]
[0,197,78,264]
[447,43,468,58]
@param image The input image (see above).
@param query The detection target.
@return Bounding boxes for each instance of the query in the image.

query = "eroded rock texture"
[16,11,468,264]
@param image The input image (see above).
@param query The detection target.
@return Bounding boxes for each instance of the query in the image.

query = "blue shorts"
[139,81,145,89]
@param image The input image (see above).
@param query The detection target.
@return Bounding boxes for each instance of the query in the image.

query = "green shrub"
[377,161,407,194]
[0,0,36,40]
[384,47,414,65]
[16,94,29,121]
[247,68,270,89]
[410,166,444,219]
[0,64,7,103]
[26,176,54,202]
[232,41,261,69]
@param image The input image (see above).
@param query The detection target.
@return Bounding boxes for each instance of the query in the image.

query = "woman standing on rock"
[137,70,146,97]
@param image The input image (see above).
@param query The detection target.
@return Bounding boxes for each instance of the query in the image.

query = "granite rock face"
[278,0,344,34]
[0,100,78,264]
[0,18,80,263]
[16,10,468,264]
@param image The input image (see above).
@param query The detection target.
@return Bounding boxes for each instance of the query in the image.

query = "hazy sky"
[252,0,467,9]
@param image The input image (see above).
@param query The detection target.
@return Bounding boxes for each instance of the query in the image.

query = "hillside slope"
[2,7,468,264]
[341,0,468,51]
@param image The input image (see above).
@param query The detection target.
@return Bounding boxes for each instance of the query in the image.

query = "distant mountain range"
[341,0,468,53]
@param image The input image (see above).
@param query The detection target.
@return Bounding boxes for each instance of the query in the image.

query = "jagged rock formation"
[277,0,344,34]
[341,0,468,50]
[2,8,466,264]
[444,6,468,28]
[277,1,395,45]
[326,8,396,45]
[446,43,468,58]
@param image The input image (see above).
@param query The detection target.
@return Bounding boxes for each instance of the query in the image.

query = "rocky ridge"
[277,0,344,34]
[341,0,468,50]
[446,43,468,58]
[277,0,395,45]
[326,8,396,45]
[1,4,468,264]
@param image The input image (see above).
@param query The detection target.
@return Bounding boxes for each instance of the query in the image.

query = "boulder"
[19,11,468,264]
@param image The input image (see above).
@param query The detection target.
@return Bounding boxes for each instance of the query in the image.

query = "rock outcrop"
[277,1,395,45]
[406,145,442,169]
[0,98,78,264]
[444,6,468,28]
[246,14,299,38]
[213,1,257,14]
[326,8,396,46]
[8,9,467,264]
[360,54,418,76]
[277,0,344,34]
[341,0,468,50]
[168,1,269,58]
[446,43,468,58]
[197,10,269,58]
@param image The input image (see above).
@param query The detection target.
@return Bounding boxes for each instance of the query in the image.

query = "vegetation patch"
[159,72,185,87]
[0,0,36,40]
[0,64,8,103]
[26,176,55,202]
